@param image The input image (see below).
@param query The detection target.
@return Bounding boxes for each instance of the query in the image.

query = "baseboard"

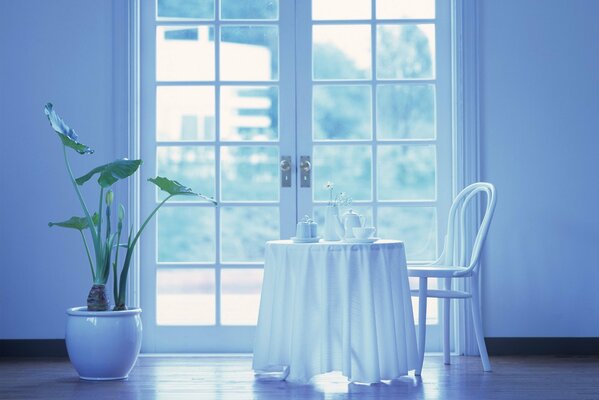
[2,338,598,358]
[0,340,67,357]
[486,337,599,356]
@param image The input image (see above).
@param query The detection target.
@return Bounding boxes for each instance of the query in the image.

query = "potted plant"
[45,103,216,380]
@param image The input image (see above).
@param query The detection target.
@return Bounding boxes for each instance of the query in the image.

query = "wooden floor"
[1,355,598,399]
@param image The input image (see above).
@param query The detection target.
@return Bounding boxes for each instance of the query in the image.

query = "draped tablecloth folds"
[253,240,418,383]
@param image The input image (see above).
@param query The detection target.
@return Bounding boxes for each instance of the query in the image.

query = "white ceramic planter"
[66,307,142,380]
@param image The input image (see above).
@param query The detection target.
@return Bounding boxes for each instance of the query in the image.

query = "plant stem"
[116,195,173,308]
[112,221,122,303]
[131,195,172,250]
[79,230,96,282]
[97,187,104,243]
[62,145,100,258]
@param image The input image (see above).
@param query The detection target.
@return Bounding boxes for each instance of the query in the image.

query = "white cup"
[353,226,376,239]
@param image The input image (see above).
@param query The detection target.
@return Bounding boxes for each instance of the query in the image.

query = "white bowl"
[353,227,376,239]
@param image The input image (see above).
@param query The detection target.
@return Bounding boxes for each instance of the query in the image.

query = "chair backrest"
[440,182,496,274]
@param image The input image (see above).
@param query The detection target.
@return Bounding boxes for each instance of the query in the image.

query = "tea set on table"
[290,209,380,244]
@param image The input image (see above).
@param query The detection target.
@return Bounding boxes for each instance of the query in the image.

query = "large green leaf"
[48,213,99,231]
[148,176,217,204]
[76,159,142,188]
[44,103,94,155]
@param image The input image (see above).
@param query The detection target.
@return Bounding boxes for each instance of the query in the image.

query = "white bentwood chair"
[408,182,496,375]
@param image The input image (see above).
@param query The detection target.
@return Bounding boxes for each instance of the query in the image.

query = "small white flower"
[325,181,334,190]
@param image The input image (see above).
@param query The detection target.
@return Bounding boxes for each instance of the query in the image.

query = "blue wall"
[1,0,598,340]
[480,0,599,336]
[0,0,128,338]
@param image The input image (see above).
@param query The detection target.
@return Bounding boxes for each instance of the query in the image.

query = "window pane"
[221,0,278,20]
[221,269,264,325]
[221,207,279,262]
[220,146,279,201]
[220,86,278,141]
[377,84,435,139]
[157,146,215,201]
[313,85,371,140]
[377,145,436,201]
[412,297,439,325]
[377,24,435,80]
[156,26,215,81]
[157,86,215,141]
[377,207,437,261]
[312,0,371,20]
[313,25,371,80]
[157,0,214,20]
[313,145,372,201]
[157,207,216,262]
[220,26,279,81]
[157,269,215,325]
[376,0,435,19]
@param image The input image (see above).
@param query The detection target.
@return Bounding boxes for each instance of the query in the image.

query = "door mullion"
[214,0,221,328]
[371,0,378,224]
[279,0,299,239]
[295,0,314,219]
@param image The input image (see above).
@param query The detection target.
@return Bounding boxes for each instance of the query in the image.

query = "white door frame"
[126,0,478,354]
[451,0,482,356]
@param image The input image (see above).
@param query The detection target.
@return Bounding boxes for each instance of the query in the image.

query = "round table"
[252,239,418,383]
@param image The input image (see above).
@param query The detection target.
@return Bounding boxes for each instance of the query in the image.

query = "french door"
[140,0,451,353]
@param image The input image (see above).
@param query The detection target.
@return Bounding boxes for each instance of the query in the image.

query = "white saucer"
[290,236,321,243]
[342,237,380,244]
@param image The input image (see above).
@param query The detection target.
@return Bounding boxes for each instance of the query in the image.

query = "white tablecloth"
[253,240,418,383]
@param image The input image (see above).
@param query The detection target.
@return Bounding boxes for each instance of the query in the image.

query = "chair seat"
[407,265,470,278]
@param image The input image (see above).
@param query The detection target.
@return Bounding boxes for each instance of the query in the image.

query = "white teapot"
[335,209,364,239]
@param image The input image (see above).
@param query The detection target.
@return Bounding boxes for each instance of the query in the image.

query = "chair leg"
[471,277,491,372]
[443,278,451,365]
[416,277,428,376]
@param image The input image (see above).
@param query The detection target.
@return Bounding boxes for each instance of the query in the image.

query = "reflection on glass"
[221,0,278,20]
[312,0,371,20]
[313,25,371,80]
[220,146,279,201]
[221,269,264,325]
[157,207,215,262]
[313,145,372,201]
[376,0,435,19]
[220,86,278,141]
[156,26,215,81]
[157,0,215,20]
[156,86,215,141]
[157,147,215,201]
[378,145,436,200]
[377,207,437,261]
[313,85,371,140]
[377,85,435,139]
[221,207,278,262]
[220,26,279,81]
[157,269,215,325]
[377,24,435,80]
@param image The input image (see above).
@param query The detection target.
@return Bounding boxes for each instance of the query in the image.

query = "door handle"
[280,156,292,187]
[300,156,311,188]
